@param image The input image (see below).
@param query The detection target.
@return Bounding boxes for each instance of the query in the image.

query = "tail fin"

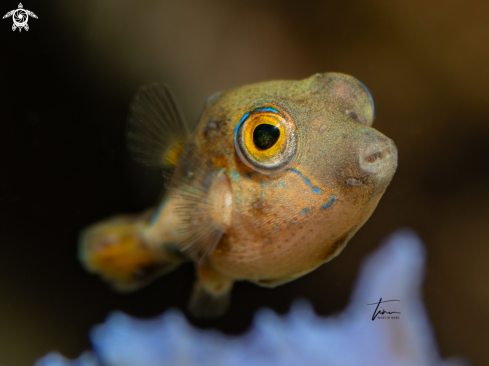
[79,211,183,292]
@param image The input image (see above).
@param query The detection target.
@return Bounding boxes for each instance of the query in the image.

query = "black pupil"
[253,124,280,150]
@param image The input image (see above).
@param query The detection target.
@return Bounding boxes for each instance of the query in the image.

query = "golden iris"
[242,113,286,164]
[235,108,297,173]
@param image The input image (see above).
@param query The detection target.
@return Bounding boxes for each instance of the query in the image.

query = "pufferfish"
[79,73,398,317]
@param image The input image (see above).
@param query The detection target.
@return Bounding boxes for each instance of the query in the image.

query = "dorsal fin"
[126,84,189,169]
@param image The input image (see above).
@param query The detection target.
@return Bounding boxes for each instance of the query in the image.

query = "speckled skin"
[167,73,397,286]
[80,73,397,317]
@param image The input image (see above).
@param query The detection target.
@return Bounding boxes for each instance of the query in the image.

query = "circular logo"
[12,9,28,28]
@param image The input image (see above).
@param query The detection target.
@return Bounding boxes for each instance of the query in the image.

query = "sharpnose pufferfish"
[79,73,398,317]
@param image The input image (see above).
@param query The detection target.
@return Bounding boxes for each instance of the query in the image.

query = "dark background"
[1,0,489,365]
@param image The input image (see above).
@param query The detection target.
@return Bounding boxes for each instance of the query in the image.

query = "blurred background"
[1,0,488,365]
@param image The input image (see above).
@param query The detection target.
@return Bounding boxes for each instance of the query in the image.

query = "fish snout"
[359,138,398,177]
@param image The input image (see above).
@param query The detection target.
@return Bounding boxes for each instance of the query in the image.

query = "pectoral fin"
[171,162,233,262]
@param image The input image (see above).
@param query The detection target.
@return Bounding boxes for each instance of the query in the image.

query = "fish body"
[80,73,398,317]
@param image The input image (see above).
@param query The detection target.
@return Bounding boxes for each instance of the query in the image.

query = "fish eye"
[253,124,280,150]
[235,107,297,174]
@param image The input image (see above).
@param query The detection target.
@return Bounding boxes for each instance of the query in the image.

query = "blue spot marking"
[358,80,375,120]
[288,168,322,194]
[235,107,281,154]
[279,182,285,188]
[255,107,279,114]
[238,112,250,125]
[235,112,250,142]
[289,168,310,184]
[301,207,312,215]
[150,199,168,226]
[232,171,240,181]
[235,108,279,137]
[322,196,338,210]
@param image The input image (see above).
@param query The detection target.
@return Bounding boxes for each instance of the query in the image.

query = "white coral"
[36,230,467,366]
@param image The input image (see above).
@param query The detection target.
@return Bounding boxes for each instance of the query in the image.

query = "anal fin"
[188,263,234,318]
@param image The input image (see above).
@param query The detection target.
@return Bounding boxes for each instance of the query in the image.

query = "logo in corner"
[3,3,38,32]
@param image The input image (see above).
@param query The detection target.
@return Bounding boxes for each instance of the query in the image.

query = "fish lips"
[357,138,398,190]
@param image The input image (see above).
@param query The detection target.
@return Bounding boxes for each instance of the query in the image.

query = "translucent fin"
[169,144,233,263]
[79,211,184,292]
[188,263,234,318]
[127,84,189,169]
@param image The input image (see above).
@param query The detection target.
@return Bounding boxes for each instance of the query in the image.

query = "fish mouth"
[359,140,398,177]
